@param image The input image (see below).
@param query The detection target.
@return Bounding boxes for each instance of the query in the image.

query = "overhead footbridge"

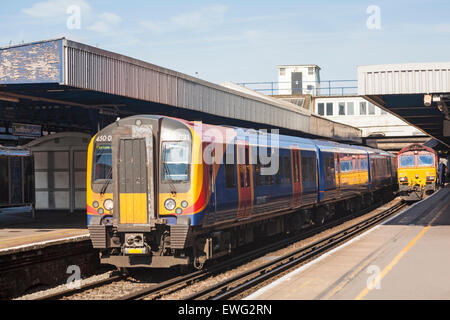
[0,38,361,143]
[358,63,450,149]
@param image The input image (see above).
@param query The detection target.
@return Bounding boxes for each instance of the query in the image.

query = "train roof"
[398,143,437,155]
[99,115,389,156]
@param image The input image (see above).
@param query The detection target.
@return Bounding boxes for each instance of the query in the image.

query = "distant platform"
[245,187,450,300]
[0,208,88,253]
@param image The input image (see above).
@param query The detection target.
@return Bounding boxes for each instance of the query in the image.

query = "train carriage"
[86,115,397,269]
[397,144,438,201]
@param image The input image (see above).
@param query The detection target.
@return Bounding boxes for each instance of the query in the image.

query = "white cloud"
[141,5,228,35]
[88,12,122,34]
[22,0,92,21]
[171,5,228,30]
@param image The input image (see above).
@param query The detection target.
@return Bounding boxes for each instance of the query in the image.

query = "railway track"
[185,201,406,300]
[119,199,405,301]
[33,199,405,301]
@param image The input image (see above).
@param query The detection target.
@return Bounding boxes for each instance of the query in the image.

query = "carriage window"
[94,145,112,181]
[162,141,191,182]
[340,160,350,172]
[255,159,263,186]
[284,157,291,183]
[399,155,415,167]
[323,155,335,181]
[418,155,434,167]
[225,164,236,188]
[276,155,282,184]
[301,156,316,184]
[360,158,368,170]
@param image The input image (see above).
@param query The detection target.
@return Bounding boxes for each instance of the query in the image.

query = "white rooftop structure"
[277,65,321,96]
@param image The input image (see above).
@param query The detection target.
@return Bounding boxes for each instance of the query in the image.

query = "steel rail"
[121,199,401,300]
[184,201,406,300]
[34,274,123,300]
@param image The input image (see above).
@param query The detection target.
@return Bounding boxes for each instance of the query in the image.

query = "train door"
[112,125,154,226]
[354,155,361,191]
[237,142,253,219]
[291,148,302,207]
[204,141,217,217]
[370,157,377,190]
[335,153,341,197]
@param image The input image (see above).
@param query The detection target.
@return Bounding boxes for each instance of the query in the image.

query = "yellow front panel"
[398,167,436,187]
[120,193,148,224]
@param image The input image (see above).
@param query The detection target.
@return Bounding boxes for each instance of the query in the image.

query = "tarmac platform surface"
[0,207,88,252]
[245,188,450,300]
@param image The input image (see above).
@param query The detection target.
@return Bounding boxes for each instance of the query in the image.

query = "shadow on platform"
[384,188,450,227]
[0,207,87,230]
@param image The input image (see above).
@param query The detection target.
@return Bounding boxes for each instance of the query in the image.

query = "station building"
[270,65,430,151]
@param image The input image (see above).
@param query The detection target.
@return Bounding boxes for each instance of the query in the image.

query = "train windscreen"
[162,141,190,182]
[418,154,434,167]
[399,155,415,167]
[94,145,113,181]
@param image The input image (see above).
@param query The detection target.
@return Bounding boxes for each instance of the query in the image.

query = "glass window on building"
[368,103,376,115]
[347,102,354,115]
[360,102,367,115]
[318,103,325,115]
[380,108,387,114]
[339,102,346,116]
[280,68,286,76]
[326,103,333,116]
[308,67,314,75]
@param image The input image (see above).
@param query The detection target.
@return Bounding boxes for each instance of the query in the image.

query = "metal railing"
[237,80,358,96]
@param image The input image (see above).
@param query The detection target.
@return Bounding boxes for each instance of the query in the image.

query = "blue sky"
[1,0,449,84]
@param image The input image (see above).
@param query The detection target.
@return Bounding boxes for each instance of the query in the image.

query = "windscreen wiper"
[100,167,113,195]
[163,162,177,196]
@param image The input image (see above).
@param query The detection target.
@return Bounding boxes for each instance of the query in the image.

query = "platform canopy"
[358,62,450,148]
[0,38,361,143]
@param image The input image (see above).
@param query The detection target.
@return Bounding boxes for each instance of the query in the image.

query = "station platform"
[0,207,88,253]
[245,187,450,300]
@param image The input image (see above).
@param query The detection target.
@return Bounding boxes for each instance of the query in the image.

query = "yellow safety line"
[354,200,450,300]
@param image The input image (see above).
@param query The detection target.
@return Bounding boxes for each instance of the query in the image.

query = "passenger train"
[397,144,438,201]
[87,115,397,269]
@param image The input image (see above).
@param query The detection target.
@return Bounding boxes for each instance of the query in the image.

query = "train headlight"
[104,199,114,211]
[175,208,183,215]
[93,201,99,209]
[181,201,189,208]
[164,199,176,211]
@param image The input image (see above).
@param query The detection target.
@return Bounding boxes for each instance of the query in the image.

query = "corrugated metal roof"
[358,62,450,95]
[0,38,361,142]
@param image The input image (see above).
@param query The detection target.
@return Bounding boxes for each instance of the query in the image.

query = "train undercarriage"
[89,188,396,270]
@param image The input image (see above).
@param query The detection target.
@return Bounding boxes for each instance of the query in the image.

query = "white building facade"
[313,96,425,137]
[278,65,321,95]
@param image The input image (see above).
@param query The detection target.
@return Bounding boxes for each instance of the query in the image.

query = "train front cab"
[397,144,437,201]
[87,116,201,268]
